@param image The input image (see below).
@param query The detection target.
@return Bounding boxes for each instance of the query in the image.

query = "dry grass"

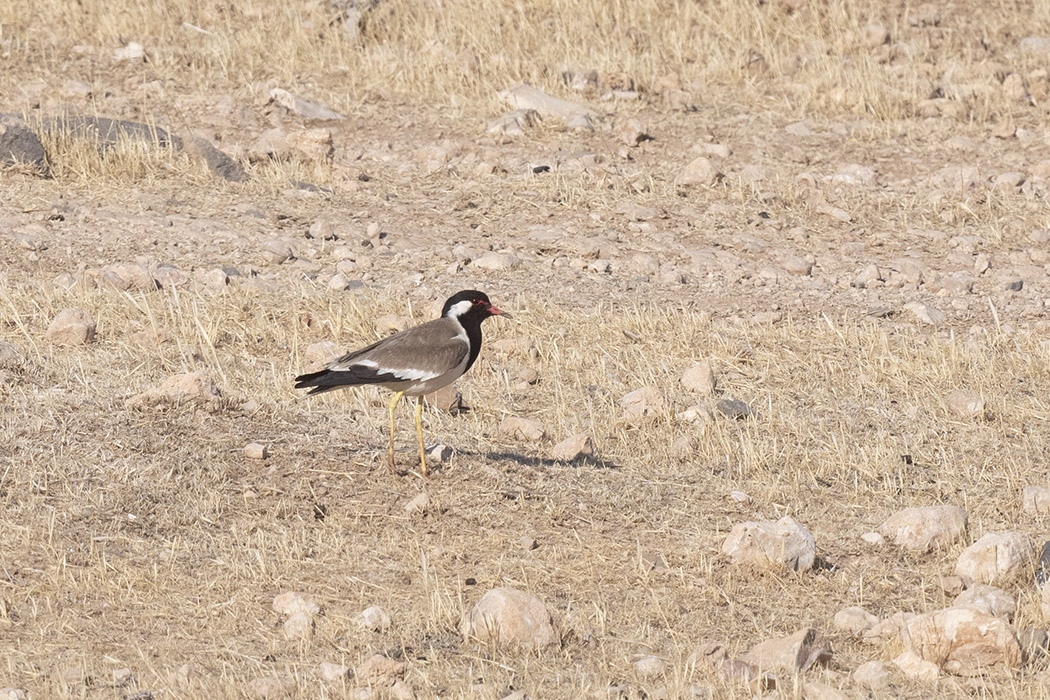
[3,0,1050,697]
[3,276,1050,697]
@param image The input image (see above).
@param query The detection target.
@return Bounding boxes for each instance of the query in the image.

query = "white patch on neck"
[445,300,473,319]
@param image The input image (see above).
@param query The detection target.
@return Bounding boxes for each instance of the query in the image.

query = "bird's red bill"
[488,304,511,318]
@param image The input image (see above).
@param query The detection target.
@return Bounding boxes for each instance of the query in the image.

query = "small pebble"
[244,442,269,460]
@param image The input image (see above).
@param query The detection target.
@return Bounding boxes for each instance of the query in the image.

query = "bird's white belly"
[385,353,470,396]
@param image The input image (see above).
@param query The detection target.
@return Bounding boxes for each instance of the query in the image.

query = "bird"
[294,290,510,476]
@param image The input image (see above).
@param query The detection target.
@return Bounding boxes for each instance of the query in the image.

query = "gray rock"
[878,505,967,552]
[0,117,47,173]
[722,516,816,572]
[852,660,892,689]
[181,135,248,182]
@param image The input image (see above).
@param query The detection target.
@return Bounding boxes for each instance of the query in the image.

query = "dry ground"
[4,0,1050,698]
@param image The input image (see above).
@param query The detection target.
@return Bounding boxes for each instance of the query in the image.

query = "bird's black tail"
[294,366,390,396]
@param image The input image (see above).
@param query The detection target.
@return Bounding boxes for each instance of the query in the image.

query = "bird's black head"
[441,290,511,321]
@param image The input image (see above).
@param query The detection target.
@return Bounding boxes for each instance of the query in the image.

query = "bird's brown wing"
[295,318,468,394]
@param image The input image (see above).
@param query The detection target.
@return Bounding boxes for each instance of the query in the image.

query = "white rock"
[863,612,915,645]
[740,627,828,674]
[426,444,453,464]
[551,433,593,461]
[621,386,665,425]
[283,611,314,639]
[721,516,816,572]
[0,690,26,700]
[955,531,1035,585]
[319,662,350,681]
[903,301,945,325]
[679,156,722,186]
[358,605,392,632]
[681,361,716,394]
[46,307,96,345]
[903,606,1023,675]
[500,416,546,441]
[832,606,878,635]
[831,163,877,186]
[244,442,269,460]
[404,491,429,515]
[953,584,1016,620]
[126,371,225,410]
[355,654,405,686]
[860,531,885,545]
[472,252,521,271]
[460,587,558,649]
[893,650,940,680]
[878,505,967,552]
[390,680,415,700]
[114,41,145,61]
[269,88,345,121]
[946,390,985,418]
[802,681,849,700]
[272,591,320,617]
[728,490,752,504]
[1022,485,1050,516]
[852,660,892,689]
[634,655,667,677]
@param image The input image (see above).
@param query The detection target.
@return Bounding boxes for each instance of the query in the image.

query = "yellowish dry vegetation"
[4,0,1050,698]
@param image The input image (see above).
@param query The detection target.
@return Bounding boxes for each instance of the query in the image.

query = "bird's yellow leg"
[387,391,404,470]
[415,397,428,477]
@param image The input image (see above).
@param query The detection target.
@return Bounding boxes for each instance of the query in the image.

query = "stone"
[471,252,521,271]
[0,119,48,173]
[621,386,665,424]
[304,341,341,366]
[112,668,133,685]
[46,307,96,345]
[802,681,849,700]
[893,650,940,680]
[679,157,722,186]
[831,163,877,186]
[954,584,1016,620]
[180,135,248,182]
[499,83,596,122]
[487,109,541,136]
[955,531,1035,585]
[424,383,462,413]
[860,531,885,545]
[404,491,429,515]
[114,41,145,61]
[1023,486,1050,516]
[852,660,892,689]
[670,435,695,461]
[460,587,558,649]
[521,535,538,551]
[740,627,829,674]
[863,22,890,46]
[947,390,985,419]
[551,433,593,461]
[390,680,415,700]
[863,612,915,645]
[681,361,716,394]
[287,128,335,163]
[244,443,269,460]
[355,653,405,687]
[877,505,967,552]
[903,301,945,325]
[272,593,319,621]
[721,516,816,572]
[832,606,878,635]
[0,341,20,367]
[425,444,453,464]
[714,399,753,419]
[634,655,667,677]
[319,662,350,681]
[0,690,26,700]
[269,88,345,121]
[126,371,226,410]
[283,611,314,639]
[357,605,391,632]
[903,606,1023,675]
[500,416,546,441]
[729,490,752,504]
[615,117,650,147]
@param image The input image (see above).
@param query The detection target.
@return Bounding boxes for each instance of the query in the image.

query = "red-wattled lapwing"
[294,290,510,476]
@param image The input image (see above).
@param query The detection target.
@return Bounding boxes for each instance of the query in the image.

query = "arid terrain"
[3,0,1050,698]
